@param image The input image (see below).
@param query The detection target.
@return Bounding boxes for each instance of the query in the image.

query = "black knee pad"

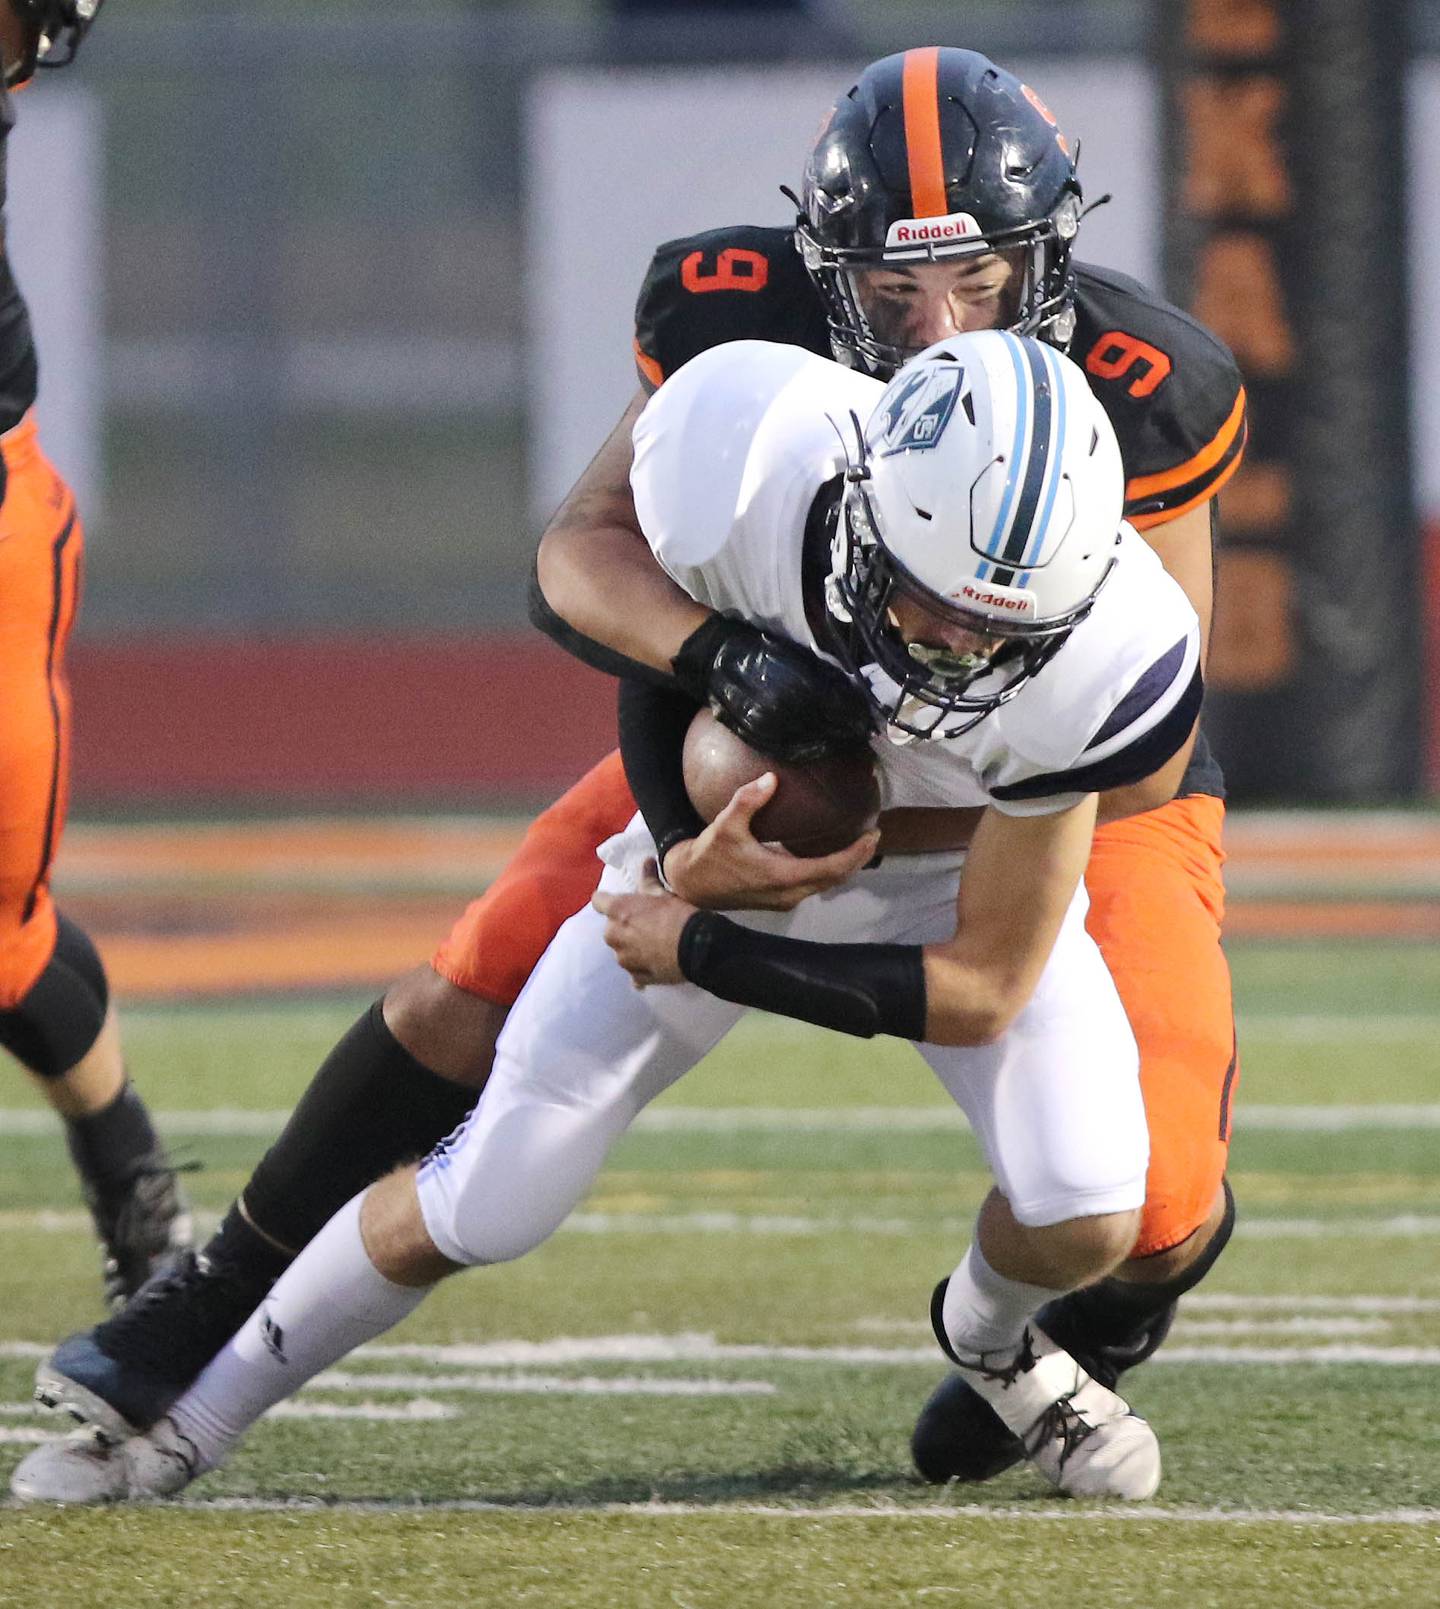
[53,911,110,1011]
[0,912,110,1078]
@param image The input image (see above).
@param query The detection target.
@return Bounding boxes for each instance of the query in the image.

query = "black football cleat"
[80,1148,194,1312]
[34,1249,271,1440]
[911,1370,1026,1484]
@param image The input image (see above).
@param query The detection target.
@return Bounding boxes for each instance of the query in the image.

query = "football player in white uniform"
[11,331,1201,1505]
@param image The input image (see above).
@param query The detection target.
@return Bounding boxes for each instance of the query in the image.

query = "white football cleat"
[945,1325,1161,1500]
[9,1416,209,1505]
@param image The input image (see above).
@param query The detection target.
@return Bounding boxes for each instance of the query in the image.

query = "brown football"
[682,708,881,858]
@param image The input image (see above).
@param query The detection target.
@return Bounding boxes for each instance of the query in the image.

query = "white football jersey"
[631,341,1202,817]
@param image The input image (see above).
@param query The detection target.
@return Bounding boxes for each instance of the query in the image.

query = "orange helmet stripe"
[902,47,948,218]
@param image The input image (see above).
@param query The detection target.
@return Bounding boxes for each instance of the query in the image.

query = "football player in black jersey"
[34,49,1243,1491]
[0,0,192,1309]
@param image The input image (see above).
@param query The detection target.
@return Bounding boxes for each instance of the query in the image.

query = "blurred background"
[12,0,1439,814]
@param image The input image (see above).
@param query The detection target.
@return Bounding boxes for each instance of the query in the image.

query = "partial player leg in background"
[34,751,639,1435]
[0,419,190,1310]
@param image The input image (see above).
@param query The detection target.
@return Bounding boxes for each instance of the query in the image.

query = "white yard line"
[46,1496,1440,1525]
[1156,1317,1386,1336]
[269,1400,459,1421]
[7,1330,1436,1376]
[1186,1294,1440,1312]
[6,1208,1440,1240]
[326,1335,1440,1370]
[0,1398,462,1440]
[312,1370,775,1397]
[7,1098,1440,1139]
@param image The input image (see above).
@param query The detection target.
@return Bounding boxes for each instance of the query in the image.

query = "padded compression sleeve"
[617,677,706,865]
[526,557,680,691]
[678,910,927,1041]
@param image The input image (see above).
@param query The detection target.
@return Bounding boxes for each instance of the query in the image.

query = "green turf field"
[2,938,1438,1606]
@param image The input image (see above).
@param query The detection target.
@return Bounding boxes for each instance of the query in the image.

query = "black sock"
[64,1081,163,1197]
[236,999,478,1259]
[199,1202,295,1289]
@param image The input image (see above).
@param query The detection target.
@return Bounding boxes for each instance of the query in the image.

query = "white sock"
[167,1192,431,1468]
[940,1241,1068,1361]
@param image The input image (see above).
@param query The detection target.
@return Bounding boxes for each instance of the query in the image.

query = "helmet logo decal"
[884,212,984,250]
[871,365,965,457]
[1021,82,1073,159]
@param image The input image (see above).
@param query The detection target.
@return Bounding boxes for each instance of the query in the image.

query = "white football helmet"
[827,328,1123,740]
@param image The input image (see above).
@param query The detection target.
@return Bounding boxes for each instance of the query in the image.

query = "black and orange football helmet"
[796,47,1084,376]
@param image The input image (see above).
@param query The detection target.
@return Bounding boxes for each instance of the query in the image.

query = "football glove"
[671,613,873,764]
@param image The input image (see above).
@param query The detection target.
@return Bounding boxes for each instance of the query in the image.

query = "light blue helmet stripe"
[1014,339,1068,587]
[975,332,1034,584]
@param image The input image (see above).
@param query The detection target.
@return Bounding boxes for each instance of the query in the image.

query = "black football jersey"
[0,84,39,442]
[633,224,1242,798]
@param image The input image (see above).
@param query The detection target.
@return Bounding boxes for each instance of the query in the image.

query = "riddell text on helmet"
[884,212,983,248]
[958,582,1037,615]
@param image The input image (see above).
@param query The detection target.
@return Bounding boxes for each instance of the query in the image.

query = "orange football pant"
[0,415,83,1007]
[434,758,1235,1257]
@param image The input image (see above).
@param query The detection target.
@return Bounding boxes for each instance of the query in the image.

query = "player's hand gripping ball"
[683,708,881,858]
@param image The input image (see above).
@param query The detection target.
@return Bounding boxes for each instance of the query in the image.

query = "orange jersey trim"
[633,338,664,391]
[1129,445,1245,531]
[902,48,948,217]
[1125,386,1247,503]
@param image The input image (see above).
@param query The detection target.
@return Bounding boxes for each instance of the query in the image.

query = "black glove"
[671,613,873,765]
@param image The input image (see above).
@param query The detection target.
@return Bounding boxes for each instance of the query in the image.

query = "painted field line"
[560,1212,1440,1239]
[851,1298,1440,1334]
[719,1011,1440,1045]
[6,1101,1440,1139]
[5,1209,1440,1241]
[1187,1294,1440,1313]
[270,1399,459,1422]
[5,1331,1440,1377]
[313,1369,775,1398]
[104,1497,1440,1526]
[0,1399,460,1439]
[1162,1317,1386,1336]
[341,1335,1440,1370]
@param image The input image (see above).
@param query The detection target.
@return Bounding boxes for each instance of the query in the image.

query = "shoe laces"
[94,1249,259,1369]
[87,1154,200,1248]
[1022,1392,1101,1471]
[961,1327,1039,1388]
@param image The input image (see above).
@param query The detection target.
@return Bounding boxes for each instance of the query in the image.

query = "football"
[681,707,881,858]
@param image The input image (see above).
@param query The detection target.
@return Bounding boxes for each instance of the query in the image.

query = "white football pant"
[415,816,1148,1267]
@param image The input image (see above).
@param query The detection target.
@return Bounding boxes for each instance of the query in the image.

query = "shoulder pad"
[985,532,1202,809]
[634,224,830,390]
[1072,263,1247,530]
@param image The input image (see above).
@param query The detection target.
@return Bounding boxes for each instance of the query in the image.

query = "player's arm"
[1093,499,1214,823]
[534,392,872,764]
[918,797,1096,1042]
[596,795,1096,1049]
[533,388,710,681]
